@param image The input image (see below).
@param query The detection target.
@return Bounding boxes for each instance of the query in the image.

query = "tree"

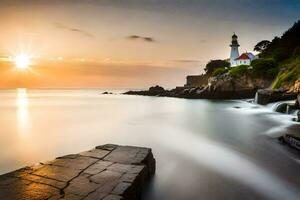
[229,65,249,77]
[204,60,230,74]
[254,40,271,53]
[251,58,278,79]
[212,68,228,77]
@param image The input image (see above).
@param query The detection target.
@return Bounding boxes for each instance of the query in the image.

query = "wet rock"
[103,194,123,200]
[84,161,113,175]
[281,134,300,150]
[103,146,151,165]
[102,92,113,95]
[124,85,167,96]
[64,175,99,197]
[0,144,155,200]
[148,85,165,93]
[96,144,118,151]
[0,180,60,200]
[49,156,98,170]
[274,103,288,113]
[255,89,298,105]
[295,94,300,109]
[20,173,67,189]
[79,149,110,159]
[125,84,258,99]
[33,165,81,182]
[90,170,123,185]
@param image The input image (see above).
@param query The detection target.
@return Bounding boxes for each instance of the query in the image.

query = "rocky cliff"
[288,80,300,93]
[185,74,209,87]
[124,72,271,99]
[208,73,270,93]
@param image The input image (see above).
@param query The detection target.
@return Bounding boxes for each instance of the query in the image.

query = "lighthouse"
[230,33,240,67]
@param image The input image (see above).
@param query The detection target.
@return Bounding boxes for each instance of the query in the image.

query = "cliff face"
[185,74,209,87]
[288,80,300,93]
[208,73,271,92]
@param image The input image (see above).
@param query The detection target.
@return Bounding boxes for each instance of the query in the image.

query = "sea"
[0,89,299,200]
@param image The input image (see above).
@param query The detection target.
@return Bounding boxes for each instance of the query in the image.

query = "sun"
[14,54,31,69]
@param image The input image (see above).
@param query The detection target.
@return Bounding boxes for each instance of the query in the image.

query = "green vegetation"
[272,58,300,89]
[293,46,300,58]
[204,60,230,74]
[212,68,228,77]
[259,21,300,61]
[229,65,249,77]
[253,20,300,89]
[253,40,271,53]
[251,58,279,79]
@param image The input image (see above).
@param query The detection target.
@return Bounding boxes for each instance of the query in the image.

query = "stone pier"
[0,144,156,200]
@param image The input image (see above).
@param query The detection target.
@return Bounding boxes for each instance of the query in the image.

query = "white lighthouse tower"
[230,33,240,67]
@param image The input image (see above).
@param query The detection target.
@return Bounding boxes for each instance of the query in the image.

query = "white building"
[230,33,256,67]
[230,33,240,67]
[234,52,255,66]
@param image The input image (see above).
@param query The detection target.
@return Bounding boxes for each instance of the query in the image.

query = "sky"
[0,0,300,88]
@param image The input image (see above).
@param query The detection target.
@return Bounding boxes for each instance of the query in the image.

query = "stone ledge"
[0,144,156,200]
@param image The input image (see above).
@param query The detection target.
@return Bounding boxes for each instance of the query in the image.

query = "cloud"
[54,22,94,38]
[172,59,201,64]
[127,35,155,42]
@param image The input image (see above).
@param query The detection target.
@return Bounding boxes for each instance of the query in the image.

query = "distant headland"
[125,20,300,103]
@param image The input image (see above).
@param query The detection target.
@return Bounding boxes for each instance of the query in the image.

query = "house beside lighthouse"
[230,33,256,67]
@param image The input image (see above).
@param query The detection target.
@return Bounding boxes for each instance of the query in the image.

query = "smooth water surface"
[0,89,300,200]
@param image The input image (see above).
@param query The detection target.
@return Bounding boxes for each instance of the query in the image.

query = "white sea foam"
[159,130,300,200]
[228,100,299,137]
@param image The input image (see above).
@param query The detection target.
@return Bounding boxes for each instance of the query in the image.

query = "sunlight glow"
[14,54,30,69]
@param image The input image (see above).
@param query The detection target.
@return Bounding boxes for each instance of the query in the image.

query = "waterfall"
[266,100,298,115]
[254,92,258,104]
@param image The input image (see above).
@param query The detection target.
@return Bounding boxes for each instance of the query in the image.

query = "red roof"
[235,53,250,60]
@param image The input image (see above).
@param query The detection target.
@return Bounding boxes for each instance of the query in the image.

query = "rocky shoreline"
[124,85,299,102]
[255,89,298,105]
[0,144,156,200]
[124,85,258,99]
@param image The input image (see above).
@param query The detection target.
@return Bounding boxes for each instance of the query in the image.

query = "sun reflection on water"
[17,88,29,135]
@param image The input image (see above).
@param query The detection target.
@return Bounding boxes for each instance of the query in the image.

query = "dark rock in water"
[286,103,299,114]
[125,85,258,100]
[273,102,298,114]
[0,144,156,200]
[274,103,288,113]
[295,94,300,109]
[102,91,113,95]
[278,136,285,143]
[149,85,164,93]
[281,134,300,151]
[148,85,166,96]
[297,111,300,122]
[255,89,298,105]
[124,85,168,97]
